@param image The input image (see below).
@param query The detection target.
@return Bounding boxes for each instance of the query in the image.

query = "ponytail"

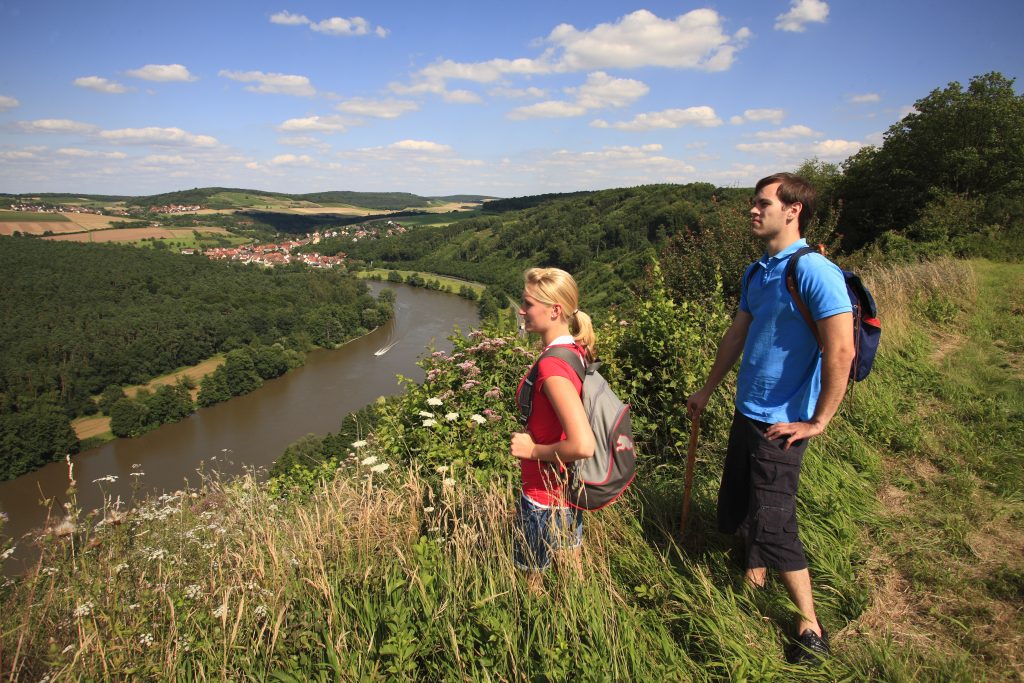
[523,267,598,360]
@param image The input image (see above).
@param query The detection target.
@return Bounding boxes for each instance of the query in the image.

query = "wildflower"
[130,472,145,477]
[351,440,368,448]
[445,412,460,421]
[114,562,129,574]
[184,584,204,600]
[254,604,269,619]
[484,387,502,399]
[422,419,438,427]
[212,604,228,620]
[427,397,443,406]
[370,463,390,473]
[360,456,379,466]
[41,567,59,576]
[147,548,168,561]
[436,465,449,474]
[0,546,15,562]
[483,409,502,422]
[423,507,435,513]
[418,410,435,418]
[443,477,456,487]
[139,632,155,648]
[73,602,94,618]
[128,603,140,610]
[0,512,7,523]
[468,330,485,339]
[461,380,481,390]
[470,414,486,425]
[92,475,118,484]
[426,369,443,382]
[131,463,142,469]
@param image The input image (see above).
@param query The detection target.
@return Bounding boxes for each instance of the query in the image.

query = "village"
[192,220,410,269]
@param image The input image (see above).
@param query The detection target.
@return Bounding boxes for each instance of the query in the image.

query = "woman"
[511,267,596,586]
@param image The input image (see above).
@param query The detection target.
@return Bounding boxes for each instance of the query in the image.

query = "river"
[0,282,479,573]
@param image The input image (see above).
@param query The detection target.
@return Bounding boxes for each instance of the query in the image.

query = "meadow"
[2,257,1019,681]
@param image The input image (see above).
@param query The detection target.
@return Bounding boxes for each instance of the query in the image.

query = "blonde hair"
[523,267,596,358]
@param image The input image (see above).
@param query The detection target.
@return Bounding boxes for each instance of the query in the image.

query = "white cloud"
[336,98,418,119]
[0,95,19,111]
[57,148,127,159]
[219,70,316,97]
[125,64,196,82]
[849,93,881,104]
[0,150,38,160]
[271,154,315,166]
[388,140,452,153]
[489,86,546,99]
[443,90,483,104]
[736,137,861,160]
[278,115,349,133]
[272,10,388,37]
[142,154,193,165]
[732,108,786,125]
[19,119,98,134]
[754,124,821,139]
[509,72,647,120]
[396,9,748,101]
[810,139,861,157]
[548,9,748,72]
[775,0,829,32]
[509,101,588,120]
[569,71,648,109]
[590,106,722,131]
[278,135,323,147]
[73,76,127,94]
[98,127,218,147]
[269,10,309,26]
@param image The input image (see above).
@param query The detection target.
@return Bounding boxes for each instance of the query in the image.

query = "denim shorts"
[512,495,583,572]
[718,411,809,572]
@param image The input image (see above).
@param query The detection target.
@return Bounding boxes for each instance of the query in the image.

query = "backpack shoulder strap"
[515,346,586,425]
[742,262,758,302]
[784,246,823,349]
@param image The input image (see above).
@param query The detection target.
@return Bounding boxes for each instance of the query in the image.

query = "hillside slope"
[1,259,1020,681]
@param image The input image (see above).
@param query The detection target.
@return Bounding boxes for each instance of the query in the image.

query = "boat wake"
[373,340,400,356]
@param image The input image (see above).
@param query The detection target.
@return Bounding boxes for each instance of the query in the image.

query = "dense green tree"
[837,72,1024,250]
[0,395,78,478]
[98,385,126,416]
[109,397,148,438]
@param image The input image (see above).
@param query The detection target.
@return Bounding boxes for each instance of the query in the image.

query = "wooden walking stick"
[680,412,700,539]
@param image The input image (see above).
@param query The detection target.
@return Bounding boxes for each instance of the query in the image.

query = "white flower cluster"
[72,602,94,618]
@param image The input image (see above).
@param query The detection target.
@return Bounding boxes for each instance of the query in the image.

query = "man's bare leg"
[745,566,767,588]
[779,568,820,636]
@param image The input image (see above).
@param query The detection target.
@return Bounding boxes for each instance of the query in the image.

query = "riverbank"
[357,268,486,297]
[0,283,480,575]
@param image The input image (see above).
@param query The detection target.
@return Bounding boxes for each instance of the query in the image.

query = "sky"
[1,0,1021,198]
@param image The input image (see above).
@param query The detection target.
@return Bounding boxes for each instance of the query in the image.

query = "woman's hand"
[511,432,536,460]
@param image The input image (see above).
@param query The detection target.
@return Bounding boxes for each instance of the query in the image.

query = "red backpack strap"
[784,246,823,350]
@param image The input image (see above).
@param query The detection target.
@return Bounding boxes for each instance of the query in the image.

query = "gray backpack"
[516,346,636,510]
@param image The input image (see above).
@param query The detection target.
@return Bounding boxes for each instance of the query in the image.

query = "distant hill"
[116,188,502,212]
[1,192,133,204]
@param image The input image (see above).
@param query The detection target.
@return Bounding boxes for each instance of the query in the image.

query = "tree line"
[0,238,392,479]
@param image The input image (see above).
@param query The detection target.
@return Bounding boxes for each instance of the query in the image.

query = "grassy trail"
[848,260,1024,680]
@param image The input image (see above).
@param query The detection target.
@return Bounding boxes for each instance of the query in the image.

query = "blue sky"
[1,0,1021,197]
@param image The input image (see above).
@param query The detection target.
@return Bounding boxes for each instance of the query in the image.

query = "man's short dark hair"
[755,172,817,234]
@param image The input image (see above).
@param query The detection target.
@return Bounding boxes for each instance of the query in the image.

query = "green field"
[359,268,486,296]
[0,211,70,222]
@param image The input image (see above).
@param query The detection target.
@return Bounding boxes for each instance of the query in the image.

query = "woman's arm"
[511,375,595,463]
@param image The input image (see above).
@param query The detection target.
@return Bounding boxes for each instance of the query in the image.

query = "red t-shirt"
[517,343,585,507]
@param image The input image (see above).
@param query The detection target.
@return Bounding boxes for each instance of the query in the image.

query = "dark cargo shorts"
[717,411,809,572]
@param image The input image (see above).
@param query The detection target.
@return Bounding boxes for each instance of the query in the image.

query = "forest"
[0,239,392,479]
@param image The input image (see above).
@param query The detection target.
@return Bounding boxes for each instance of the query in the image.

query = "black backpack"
[516,346,636,510]
[745,246,881,381]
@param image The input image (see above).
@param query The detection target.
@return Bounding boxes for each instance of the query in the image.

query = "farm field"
[0,211,132,235]
[71,356,225,440]
[42,226,233,243]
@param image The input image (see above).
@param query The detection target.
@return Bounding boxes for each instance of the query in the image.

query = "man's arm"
[686,310,752,418]
[765,311,854,447]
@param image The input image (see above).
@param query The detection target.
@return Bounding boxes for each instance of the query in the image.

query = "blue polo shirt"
[736,239,851,423]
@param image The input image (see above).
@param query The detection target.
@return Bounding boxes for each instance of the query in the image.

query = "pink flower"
[461,380,481,391]
[483,409,503,422]
[484,387,502,399]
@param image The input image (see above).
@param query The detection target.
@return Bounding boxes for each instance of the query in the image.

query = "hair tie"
[573,309,580,316]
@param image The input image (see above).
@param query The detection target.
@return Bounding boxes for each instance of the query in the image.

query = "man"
[687,172,854,664]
